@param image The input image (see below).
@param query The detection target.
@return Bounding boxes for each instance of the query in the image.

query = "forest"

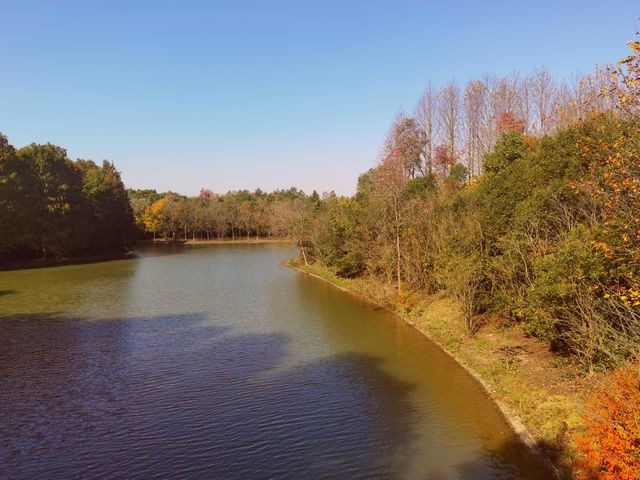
[299,41,640,370]
[297,36,639,478]
[128,187,319,245]
[0,137,135,261]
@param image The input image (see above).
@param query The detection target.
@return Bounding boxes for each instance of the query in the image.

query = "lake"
[0,244,548,479]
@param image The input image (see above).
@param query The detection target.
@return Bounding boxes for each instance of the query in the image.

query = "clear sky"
[1,1,638,195]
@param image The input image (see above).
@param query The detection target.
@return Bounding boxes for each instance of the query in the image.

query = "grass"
[289,258,594,478]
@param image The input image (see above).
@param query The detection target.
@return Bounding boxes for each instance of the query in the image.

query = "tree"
[77,160,135,251]
[144,197,168,239]
[369,115,423,300]
[415,83,437,174]
[438,81,461,162]
[531,67,556,134]
[482,132,527,175]
[601,34,640,115]
[0,134,38,256]
[18,142,90,258]
[463,79,489,176]
[496,112,525,134]
[434,144,456,177]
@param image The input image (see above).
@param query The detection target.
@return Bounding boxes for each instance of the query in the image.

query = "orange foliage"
[576,117,640,302]
[601,32,640,115]
[497,111,525,134]
[574,361,640,479]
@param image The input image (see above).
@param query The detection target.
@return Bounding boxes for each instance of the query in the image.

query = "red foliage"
[199,188,213,199]
[497,111,525,134]
[574,360,640,479]
[434,144,456,177]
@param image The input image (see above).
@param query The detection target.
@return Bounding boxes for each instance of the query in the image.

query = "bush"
[574,360,640,479]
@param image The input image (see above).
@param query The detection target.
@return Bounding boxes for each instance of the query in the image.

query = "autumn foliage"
[433,144,456,177]
[496,111,525,134]
[574,360,640,479]
[602,33,640,115]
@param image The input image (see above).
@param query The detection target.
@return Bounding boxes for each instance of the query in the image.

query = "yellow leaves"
[143,196,169,234]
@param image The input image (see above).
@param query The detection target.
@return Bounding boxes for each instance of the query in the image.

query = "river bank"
[289,259,595,478]
[185,238,291,245]
[0,239,290,271]
[140,238,291,245]
[0,250,136,272]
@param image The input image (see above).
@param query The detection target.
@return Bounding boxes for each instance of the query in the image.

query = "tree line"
[128,187,319,246]
[301,37,640,372]
[298,36,640,477]
[406,63,620,179]
[0,135,135,261]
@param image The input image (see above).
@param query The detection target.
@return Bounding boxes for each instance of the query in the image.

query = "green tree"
[0,134,38,256]
[18,142,90,257]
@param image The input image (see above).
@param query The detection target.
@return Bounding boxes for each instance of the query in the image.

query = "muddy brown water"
[0,244,550,479]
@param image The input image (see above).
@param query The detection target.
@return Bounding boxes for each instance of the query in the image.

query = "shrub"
[574,360,640,479]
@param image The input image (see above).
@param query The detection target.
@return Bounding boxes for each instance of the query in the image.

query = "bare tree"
[386,113,425,179]
[414,82,436,175]
[531,67,556,134]
[463,79,489,176]
[515,75,534,134]
[437,81,462,162]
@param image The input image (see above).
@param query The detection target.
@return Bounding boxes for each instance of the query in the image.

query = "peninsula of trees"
[0,137,135,261]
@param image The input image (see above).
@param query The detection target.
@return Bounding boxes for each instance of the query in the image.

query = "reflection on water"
[0,244,549,479]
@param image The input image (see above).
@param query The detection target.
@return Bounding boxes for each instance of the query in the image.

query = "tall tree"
[0,134,38,255]
[438,82,461,162]
[77,160,135,251]
[18,143,89,258]
[415,83,437,174]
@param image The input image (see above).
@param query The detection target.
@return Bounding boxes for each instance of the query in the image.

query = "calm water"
[0,244,548,479]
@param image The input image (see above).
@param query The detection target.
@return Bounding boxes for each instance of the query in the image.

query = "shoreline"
[0,251,136,272]
[142,238,292,246]
[0,239,291,272]
[185,238,291,245]
[288,259,577,478]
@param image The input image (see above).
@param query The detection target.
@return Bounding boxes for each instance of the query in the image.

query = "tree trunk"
[394,198,403,301]
[299,240,308,266]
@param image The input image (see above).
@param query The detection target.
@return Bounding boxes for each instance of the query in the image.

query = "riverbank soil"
[142,238,292,246]
[290,259,597,478]
[0,251,136,271]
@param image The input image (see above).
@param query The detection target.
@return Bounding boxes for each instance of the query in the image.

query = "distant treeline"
[128,188,319,243]
[0,135,135,260]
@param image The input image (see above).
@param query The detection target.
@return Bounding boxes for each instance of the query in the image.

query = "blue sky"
[1,1,638,195]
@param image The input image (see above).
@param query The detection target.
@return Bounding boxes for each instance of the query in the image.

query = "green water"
[0,244,549,479]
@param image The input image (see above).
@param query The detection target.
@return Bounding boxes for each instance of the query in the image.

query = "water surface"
[0,244,548,479]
